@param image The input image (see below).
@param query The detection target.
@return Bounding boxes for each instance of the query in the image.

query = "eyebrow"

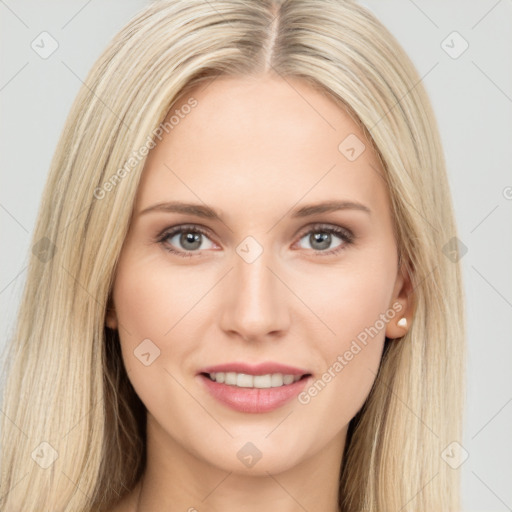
[138,199,371,221]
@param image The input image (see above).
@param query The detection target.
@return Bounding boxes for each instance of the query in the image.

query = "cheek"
[111,251,232,377]
[305,259,396,346]
[111,256,207,417]
[296,260,396,422]
[111,255,203,382]
[113,254,212,344]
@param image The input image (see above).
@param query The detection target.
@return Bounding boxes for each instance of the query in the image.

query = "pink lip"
[198,361,309,376]
[196,361,312,414]
[198,374,311,413]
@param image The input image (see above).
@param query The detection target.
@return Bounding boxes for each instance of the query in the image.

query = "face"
[107,75,411,476]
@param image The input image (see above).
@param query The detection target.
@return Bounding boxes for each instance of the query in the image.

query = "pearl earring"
[397,317,407,328]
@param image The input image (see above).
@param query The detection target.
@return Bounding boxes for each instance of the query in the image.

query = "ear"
[105,295,118,330]
[385,261,414,339]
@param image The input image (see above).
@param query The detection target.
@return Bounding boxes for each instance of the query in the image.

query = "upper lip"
[198,361,311,376]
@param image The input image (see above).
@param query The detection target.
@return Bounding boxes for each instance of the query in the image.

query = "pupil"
[311,232,330,250]
[181,232,201,250]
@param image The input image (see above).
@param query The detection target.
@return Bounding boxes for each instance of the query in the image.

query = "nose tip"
[218,249,290,342]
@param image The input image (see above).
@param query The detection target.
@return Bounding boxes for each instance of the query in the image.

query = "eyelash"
[155,223,355,258]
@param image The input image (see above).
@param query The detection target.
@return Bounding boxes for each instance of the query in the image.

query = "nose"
[219,247,291,342]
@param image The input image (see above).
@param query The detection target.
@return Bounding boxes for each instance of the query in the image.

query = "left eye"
[296,227,348,252]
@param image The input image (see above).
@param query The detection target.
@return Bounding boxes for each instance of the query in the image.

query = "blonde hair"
[0,0,466,510]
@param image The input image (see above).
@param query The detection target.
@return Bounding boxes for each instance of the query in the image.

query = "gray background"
[1,1,511,510]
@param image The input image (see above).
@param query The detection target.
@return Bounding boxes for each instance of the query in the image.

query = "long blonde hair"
[0,0,466,510]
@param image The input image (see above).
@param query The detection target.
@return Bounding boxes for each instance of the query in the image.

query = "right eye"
[157,225,217,257]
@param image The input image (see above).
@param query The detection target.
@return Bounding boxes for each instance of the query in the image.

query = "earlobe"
[105,296,118,330]
[105,308,118,330]
[385,310,410,339]
[385,261,414,340]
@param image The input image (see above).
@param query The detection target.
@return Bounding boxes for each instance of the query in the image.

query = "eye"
[156,223,354,258]
[157,225,216,257]
[295,224,354,255]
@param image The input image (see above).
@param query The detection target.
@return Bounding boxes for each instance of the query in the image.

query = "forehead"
[136,75,388,219]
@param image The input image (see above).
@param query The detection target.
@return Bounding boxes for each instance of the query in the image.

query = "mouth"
[200,371,310,388]
[197,362,313,413]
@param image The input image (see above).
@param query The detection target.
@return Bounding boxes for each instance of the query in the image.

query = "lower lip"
[198,374,311,413]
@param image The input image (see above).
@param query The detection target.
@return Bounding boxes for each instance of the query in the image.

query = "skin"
[107,74,412,512]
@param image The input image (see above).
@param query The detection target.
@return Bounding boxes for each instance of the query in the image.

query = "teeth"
[207,372,303,388]
[237,373,253,388]
[225,372,237,385]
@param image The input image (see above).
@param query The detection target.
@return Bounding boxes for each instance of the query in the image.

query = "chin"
[198,440,306,476]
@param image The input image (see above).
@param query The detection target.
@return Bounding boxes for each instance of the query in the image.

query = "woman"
[0,0,466,510]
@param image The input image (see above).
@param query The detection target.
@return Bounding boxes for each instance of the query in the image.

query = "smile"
[204,372,305,388]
